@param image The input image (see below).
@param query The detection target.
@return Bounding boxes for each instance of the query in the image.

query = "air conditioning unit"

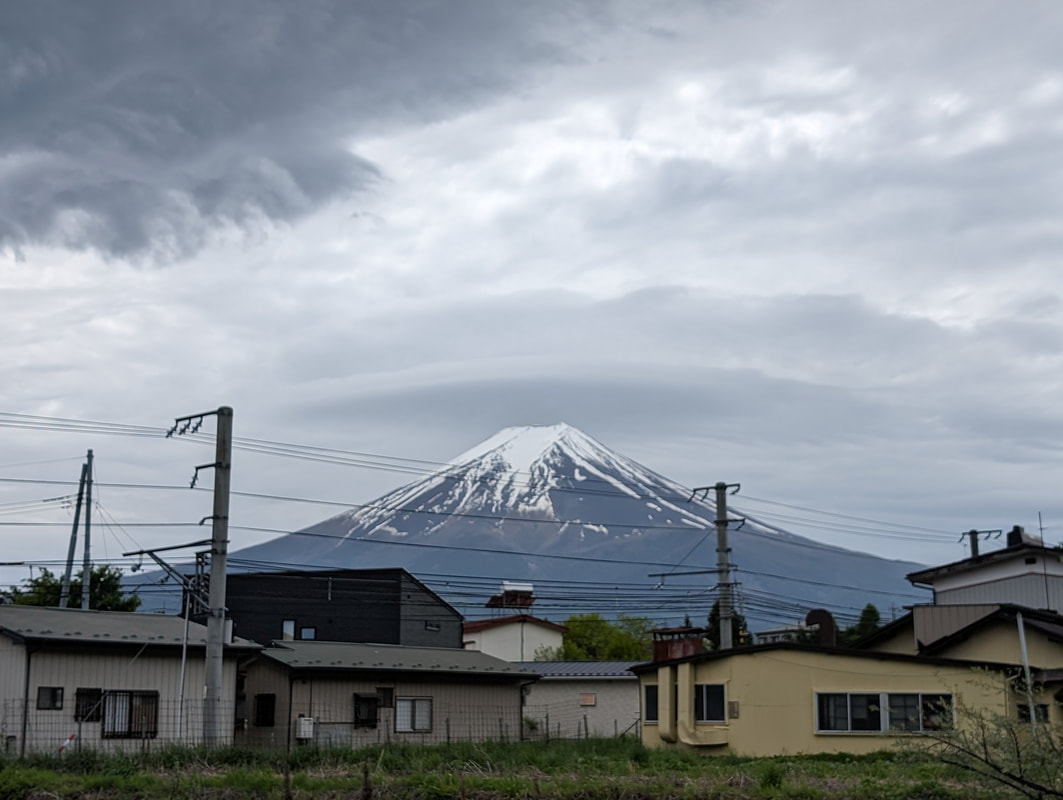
[295,716,314,740]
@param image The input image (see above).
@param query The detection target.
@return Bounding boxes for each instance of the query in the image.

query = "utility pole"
[715,482,734,650]
[168,406,233,747]
[59,460,88,608]
[82,449,94,610]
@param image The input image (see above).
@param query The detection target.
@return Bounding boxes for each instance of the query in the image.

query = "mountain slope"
[231,424,929,628]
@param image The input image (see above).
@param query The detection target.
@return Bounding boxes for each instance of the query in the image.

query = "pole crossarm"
[166,410,219,438]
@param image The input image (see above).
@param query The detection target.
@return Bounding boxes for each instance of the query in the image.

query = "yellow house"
[632,637,1032,757]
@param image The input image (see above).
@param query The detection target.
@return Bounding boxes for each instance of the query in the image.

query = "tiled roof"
[262,640,540,678]
[513,661,639,678]
[0,604,259,649]
[462,615,567,634]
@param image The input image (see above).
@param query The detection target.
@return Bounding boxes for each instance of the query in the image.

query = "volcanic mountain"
[230,424,930,628]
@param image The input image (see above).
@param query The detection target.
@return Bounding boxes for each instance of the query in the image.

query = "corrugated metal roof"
[0,604,259,649]
[513,661,639,678]
[262,640,540,678]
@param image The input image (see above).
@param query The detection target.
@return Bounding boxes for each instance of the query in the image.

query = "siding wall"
[936,574,1063,612]
[2,643,242,754]
[523,678,639,739]
[241,663,526,749]
[466,623,563,661]
[932,620,1063,668]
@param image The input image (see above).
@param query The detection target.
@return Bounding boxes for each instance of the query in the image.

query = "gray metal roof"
[0,604,259,649]
[262,641,539,679]
[513,661,639,678]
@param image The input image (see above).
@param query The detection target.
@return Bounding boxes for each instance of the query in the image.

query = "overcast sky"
[3,1,1063,587]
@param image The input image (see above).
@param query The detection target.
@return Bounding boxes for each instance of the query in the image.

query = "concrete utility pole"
[59,460,88,609]
[715,482,734,650]
[167,406,233,747]
[204,406,233,746]
[82,449,93,609]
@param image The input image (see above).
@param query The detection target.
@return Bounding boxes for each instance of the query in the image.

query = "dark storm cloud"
[0,1,580,259]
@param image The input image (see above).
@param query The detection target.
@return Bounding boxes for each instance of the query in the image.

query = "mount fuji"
[229,424,930,629]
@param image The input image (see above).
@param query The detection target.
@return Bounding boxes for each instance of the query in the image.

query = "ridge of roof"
[462,614,567,634]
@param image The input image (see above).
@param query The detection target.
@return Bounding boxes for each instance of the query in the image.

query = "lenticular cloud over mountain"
[231,424,928,627]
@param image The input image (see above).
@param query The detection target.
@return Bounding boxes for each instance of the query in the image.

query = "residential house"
[239,640,538,750]
[0,604,259,755]
[218,568,463,648]
[515,661,640,739]
[906,526,1063,612]
[632,631,1029,757]
[463,615,566,661]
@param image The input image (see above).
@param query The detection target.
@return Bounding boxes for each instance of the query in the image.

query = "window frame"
[1019,703,1050,723]
[102,690,159,739]
[299,626,316,640]
[643,684,659,723]
[694,683,726,723]
[815,692,953,734]
[354,693,380,729]
[253,693,277,728]
[281,619,295,641]
[75,688,103,722]
[395,697,432,733]
[36,686,64,710]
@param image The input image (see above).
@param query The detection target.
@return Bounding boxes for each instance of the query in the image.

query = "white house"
[462,614,566,661]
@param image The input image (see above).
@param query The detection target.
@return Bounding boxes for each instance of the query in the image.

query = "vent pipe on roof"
[967,529,980,558]
[1008,526,1025,548]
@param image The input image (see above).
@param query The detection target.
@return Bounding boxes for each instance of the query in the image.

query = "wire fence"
[3,696,640,755]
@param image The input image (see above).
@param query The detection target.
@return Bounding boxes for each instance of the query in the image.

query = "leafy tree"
[2,566,141,612]
[707,600,749,648]
[534,613,653,660]
[840,603,881,645]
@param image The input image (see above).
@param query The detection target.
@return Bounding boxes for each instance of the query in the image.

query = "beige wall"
[641,650,1013,757]
[242,661,527,749]
[931,620,1063,669]
[523,678,638,738]
[2,643,242,754]
[465,622,563,661]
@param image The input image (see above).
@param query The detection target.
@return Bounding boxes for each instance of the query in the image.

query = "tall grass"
[0,739,1004,800]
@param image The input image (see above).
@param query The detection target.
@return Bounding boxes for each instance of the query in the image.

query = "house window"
[299,627,316,640]
[282,619,295,640]
[354,693,380,729]
[695,684,726,722]
[36,687,63,710]
[395,698,432,732]
[579,693,597,707]
[254,693,276,727]
[643,685,658,723]
[376,687,395,708]
[102,691,158,739]
[424,621,441,632]
[1019,704,1050,723]
[75,688,103,722]
[817,693,952,733]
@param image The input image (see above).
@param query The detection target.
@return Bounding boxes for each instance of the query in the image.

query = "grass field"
[0,739,1015,800]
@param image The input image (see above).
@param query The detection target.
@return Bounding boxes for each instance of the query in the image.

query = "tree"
[2,566,141,612]
[707,600,749,648]
[534,613,653,660]
[840,603,881,645]
[915,691,1063,800]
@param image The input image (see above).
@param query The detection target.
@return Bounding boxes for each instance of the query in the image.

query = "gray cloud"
[0,1,586,259]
